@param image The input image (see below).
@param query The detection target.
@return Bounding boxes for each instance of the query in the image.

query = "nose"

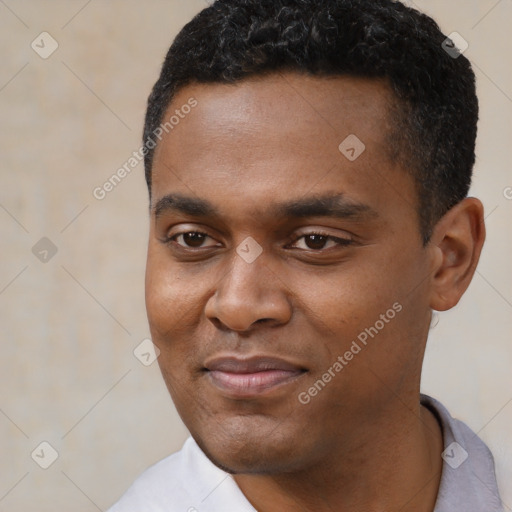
[204,249,292,332]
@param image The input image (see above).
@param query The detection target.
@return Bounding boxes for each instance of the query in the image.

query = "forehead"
[150,73,414,226]
[154,73,394,163]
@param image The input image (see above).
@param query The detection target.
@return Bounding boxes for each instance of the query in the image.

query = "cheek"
[145,245,204,337]
[290,263,395,336]
[288,255,424,380]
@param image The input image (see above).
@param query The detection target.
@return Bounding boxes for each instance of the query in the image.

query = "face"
[145,73,435,475]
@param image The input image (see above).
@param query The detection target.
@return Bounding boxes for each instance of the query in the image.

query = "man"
[108,0,503,510]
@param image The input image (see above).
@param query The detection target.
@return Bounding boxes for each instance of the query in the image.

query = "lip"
[204,355,307,397]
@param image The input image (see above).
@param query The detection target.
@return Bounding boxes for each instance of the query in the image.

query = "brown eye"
[290,233,352,251]
[170,231,219,249]
[304,235,329,250]
[182,232,206,247]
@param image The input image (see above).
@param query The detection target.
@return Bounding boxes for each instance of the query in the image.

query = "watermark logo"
[236,236,263,264]
[93,97,198,200]
[32,237,58,263]
[31,32,59,59]
[338,134,366,161]
[442,32,468,59]
[31,441,59,469]
[442,441,468,469]
[298,302,403,405]
[134,338,160,366]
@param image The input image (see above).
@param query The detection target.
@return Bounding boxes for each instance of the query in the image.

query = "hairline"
[145,71,428,242]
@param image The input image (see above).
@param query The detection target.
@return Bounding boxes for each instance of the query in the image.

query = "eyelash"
[289,232,353,250]
[165,230,353,252]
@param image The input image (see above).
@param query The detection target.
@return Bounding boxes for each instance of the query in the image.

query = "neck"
[233,398,443,512]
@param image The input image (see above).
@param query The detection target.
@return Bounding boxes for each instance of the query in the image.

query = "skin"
[145,73,485,511]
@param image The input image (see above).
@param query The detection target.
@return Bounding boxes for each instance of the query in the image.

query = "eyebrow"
[153,192,378,221]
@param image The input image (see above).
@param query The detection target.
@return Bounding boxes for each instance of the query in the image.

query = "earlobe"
[428,197,485,312]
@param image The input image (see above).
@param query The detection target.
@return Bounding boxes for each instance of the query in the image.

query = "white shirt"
[107,394,503,511]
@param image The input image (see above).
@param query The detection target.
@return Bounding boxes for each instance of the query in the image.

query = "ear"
[428,197,485,311]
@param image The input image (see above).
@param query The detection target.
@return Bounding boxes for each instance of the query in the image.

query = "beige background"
[0,1,510,510]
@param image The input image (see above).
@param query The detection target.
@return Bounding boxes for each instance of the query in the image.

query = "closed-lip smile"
[204,355,307,397]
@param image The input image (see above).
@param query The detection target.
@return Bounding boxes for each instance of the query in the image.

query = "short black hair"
[143,0,478,244]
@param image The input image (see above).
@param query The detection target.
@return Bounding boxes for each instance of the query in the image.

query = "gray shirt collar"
[421,394,503,512]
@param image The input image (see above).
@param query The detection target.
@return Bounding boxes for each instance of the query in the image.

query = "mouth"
[203,355,307,398]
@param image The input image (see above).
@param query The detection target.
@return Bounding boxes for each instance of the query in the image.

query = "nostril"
[256,318,273,324]
[209,317,230,331]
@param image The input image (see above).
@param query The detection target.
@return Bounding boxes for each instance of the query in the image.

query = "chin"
[189,416,309,475]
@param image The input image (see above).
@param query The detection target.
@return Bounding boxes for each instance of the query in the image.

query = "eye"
[289,232,352,251]
[168,231,220,249]
[165,230,352,252]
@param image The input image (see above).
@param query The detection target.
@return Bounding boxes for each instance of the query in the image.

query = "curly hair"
[143,0,478,244]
